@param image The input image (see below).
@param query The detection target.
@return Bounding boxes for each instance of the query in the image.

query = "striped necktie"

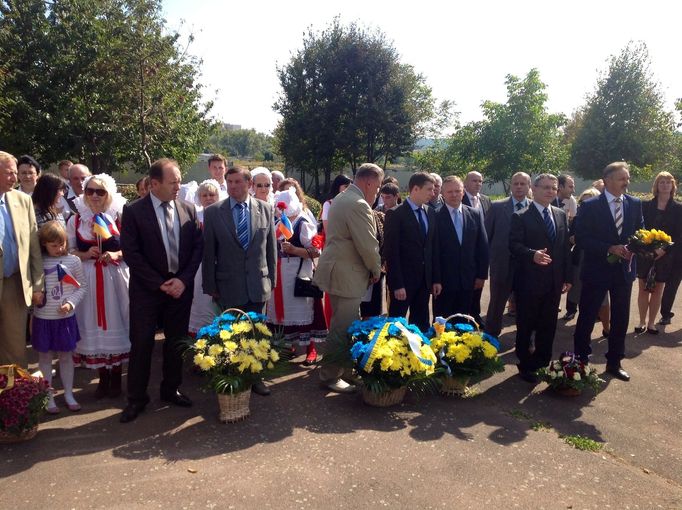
[613,197,623,236]
[162,202,179,274]
[543,207,556,243]
[237,202,249,250]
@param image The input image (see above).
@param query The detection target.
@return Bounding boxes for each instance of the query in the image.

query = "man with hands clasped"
[509,174,572,383]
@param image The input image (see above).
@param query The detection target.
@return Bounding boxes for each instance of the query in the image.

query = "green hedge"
[305,195,322,220]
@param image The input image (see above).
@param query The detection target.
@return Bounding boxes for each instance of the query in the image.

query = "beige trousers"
[319,294,361,383]
[0,273,29,367]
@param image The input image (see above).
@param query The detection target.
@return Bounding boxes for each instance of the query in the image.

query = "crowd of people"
[0,150,680,422]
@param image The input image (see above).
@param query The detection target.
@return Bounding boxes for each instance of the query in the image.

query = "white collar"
[445,203,463,215]
[603,189,622,203]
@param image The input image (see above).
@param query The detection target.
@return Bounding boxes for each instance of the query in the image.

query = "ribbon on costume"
[274,257,284,323]
[95,260,107,330]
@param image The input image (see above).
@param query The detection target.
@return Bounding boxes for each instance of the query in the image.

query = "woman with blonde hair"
[68,174,130,398]
[635,172,682,334]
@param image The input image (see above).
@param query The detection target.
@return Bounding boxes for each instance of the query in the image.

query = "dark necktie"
[543,207,556,243]
[162,202,179,273]
[515,201,525,211]
[416,207,427,238]
[236,202,249,250]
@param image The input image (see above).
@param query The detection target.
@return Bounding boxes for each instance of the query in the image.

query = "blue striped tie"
[237,202,249,250]
[543,207,556,243]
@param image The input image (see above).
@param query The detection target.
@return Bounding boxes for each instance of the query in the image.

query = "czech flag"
[277,215,294,240]
[92,213,120,239]
[57,264,81,288]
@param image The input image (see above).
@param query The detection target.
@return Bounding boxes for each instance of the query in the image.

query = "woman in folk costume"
[188,179,221,335]
[67,173,130,398]
[267,188,327,363]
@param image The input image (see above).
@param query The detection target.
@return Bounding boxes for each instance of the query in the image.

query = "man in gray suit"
[484,171,531,338]
[203,165,277,395]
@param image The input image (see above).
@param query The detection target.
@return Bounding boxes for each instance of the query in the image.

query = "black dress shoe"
[120,403,146,423]
[251,381,271,396]
[634,326,646,334]
[606,365,630,381]
[646,327,659,335]
[657,317,671,326]
[561,312,576,321]
[518,370,539,384]
[160,390,193,407]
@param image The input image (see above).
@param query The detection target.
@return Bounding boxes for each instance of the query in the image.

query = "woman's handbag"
[293,248,323,299]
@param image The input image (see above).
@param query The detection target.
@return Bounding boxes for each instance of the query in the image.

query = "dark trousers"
[470,287,484,323]
[660,262,682,318]
[388,284,431,332]
[515,290,561,372]
[433,288,474,320]
[574,277,632,365]
[127,287,193,406]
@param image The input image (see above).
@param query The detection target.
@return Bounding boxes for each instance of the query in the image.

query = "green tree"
[0,0,212,173]
[274,18,450,196]
[569,42,675,179]
[207,126,276,160]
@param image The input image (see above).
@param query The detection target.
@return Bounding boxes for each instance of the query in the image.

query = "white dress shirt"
[150,192,180,270]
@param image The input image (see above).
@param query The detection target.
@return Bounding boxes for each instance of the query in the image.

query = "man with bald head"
[462,171,492,326]
[61,163,91,218]
[484,171,531,337]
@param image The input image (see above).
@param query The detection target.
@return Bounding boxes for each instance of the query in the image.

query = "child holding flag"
[34,221,87,413]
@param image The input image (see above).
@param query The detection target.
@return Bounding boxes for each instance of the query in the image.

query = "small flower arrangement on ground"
[0,366,49,441]
[537,352,604,395]
[607,228,673,263]
[188,310,284,395]
[426,319,504,387]
[349,317,437,397]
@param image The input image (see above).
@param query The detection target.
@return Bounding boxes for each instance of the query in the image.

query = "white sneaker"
[325,379,357,394]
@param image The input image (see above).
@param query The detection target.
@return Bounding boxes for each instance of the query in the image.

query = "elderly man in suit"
[0,152,44,366]
[462,171,492,325]
[120,158,203,423]
[202,165,277,395]
[314,163,383,393]
[484,171,531,338]
[384,172,437,332]
[573,162,644,381]
[510,174,572,382]
[432,175,489,318]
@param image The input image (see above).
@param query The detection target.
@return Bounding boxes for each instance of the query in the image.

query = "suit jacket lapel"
[599,194,620,239]
[219,198,239,244]
[248,197,260,241]
[143,195,165,248]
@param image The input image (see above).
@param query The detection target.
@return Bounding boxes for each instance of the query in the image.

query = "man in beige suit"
[314,163,383,393]
[0,151,44,366]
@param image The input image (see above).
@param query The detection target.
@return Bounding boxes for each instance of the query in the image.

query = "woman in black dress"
[636,172,682,334]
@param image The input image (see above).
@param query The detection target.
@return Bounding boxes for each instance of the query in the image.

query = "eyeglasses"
[84,188,107,197]
[255,183,271,188]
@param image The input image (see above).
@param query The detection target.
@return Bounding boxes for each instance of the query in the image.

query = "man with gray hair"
[314,163,383,393]
[484,171,531,337]
[428,172,444,211]
[509,174,572,383]
[61,163,91,218]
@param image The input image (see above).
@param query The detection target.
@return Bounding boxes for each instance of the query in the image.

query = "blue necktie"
[543,207,556,243]
[236,202,249,250]
[0,197,17,276]
[416,207,427,238]
[453,208,463,243]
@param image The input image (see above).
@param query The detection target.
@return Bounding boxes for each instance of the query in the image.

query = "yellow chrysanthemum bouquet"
[607,228,673,263]
[349,317,437,399]
[427,317,504,390]
[188,310,284,395]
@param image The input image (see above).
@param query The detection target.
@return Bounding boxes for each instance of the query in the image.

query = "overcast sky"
[162,0,681,135]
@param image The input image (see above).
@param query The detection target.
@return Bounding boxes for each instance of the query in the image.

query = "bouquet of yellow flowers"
[349,317,437,395]
[426,319,504,383]
[607,228,673,263]
[187,310,284,395]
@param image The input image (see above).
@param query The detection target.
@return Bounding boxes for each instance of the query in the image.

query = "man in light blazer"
[484,172,531,338]
[314,163,383,393]
[432,175,489,318]
[0,152,44,367]
[120,158,203,423]
[202,165,277,395]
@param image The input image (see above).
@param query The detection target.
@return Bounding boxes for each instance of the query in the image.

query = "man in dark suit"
[120,158,203,423]
[432,175,489,317]
[202,165,277,395]
[462,171,492,325]
[384,172,437,332]
[484,172,531,337]
[573,162,644,381]
[510,174,572,382]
